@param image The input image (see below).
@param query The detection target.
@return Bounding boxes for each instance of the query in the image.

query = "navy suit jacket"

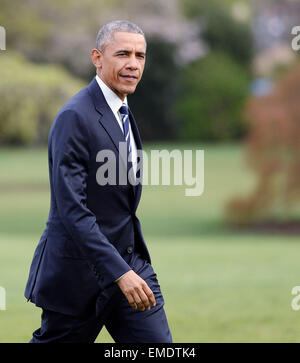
[24,77,151,316]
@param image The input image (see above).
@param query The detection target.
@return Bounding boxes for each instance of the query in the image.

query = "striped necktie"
[119,104,131,154]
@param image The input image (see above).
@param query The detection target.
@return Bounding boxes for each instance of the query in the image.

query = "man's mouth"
[120,75,138,81]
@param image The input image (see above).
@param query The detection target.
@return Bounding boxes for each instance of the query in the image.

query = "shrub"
[0,52,84,145]
[176,52,249,141]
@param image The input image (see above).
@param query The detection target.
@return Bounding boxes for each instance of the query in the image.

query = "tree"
[176,52,249,141]
[181,0,254,68]
[225,62,300,226]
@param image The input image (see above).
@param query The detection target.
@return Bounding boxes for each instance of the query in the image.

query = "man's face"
[93,32,146,100]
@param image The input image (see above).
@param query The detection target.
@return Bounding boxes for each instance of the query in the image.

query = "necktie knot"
[119,104,129,117]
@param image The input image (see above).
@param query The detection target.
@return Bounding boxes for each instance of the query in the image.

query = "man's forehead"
[110,31,146,49]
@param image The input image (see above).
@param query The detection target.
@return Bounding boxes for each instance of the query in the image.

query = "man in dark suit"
[24,20,173,343]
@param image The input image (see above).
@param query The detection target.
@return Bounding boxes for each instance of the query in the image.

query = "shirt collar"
[95,74,128,115]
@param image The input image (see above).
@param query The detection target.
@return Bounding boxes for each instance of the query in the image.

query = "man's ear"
[91,48,103,70]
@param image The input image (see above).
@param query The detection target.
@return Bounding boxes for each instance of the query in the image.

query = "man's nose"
[126,55,139,70]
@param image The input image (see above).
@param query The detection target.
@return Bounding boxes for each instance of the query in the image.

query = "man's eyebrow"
[115,49,130,54]
[114,49,146,56]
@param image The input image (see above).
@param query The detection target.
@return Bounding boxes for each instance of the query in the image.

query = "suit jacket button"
[127,246,133,254]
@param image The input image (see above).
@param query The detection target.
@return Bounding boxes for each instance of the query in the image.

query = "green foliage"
[0,0,121,80]
[0,52,84,145]
[182,0,254,68]
[0,0,51,49]
[176,52,249,141]
[202,9,253,68]
[0,0,254,143]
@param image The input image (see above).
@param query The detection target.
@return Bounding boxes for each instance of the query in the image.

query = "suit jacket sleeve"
[50,109,132,289]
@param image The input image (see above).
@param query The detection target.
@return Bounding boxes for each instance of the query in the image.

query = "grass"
[0,142,300,342]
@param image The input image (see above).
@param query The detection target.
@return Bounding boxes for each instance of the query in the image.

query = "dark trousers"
[30,252,173,343]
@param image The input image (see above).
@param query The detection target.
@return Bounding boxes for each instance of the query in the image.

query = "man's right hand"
[116,270,156,311]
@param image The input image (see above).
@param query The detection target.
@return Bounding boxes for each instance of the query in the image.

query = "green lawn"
[0,143,300,342]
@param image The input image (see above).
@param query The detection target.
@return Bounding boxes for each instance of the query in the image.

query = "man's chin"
[122,86,137,96]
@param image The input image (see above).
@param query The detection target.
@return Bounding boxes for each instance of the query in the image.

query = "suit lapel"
[87,78,143,211]
[87,78,128,170]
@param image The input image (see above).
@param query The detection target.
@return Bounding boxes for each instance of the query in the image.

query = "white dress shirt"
[95,75,137,283]
[95,75,137,176]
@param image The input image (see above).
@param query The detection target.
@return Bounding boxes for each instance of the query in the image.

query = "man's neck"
[96,73,126,102]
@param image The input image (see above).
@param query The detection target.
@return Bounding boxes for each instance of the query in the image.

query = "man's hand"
[116,270,156,311]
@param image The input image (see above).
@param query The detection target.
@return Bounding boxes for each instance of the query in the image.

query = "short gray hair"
[96,20,146,51]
